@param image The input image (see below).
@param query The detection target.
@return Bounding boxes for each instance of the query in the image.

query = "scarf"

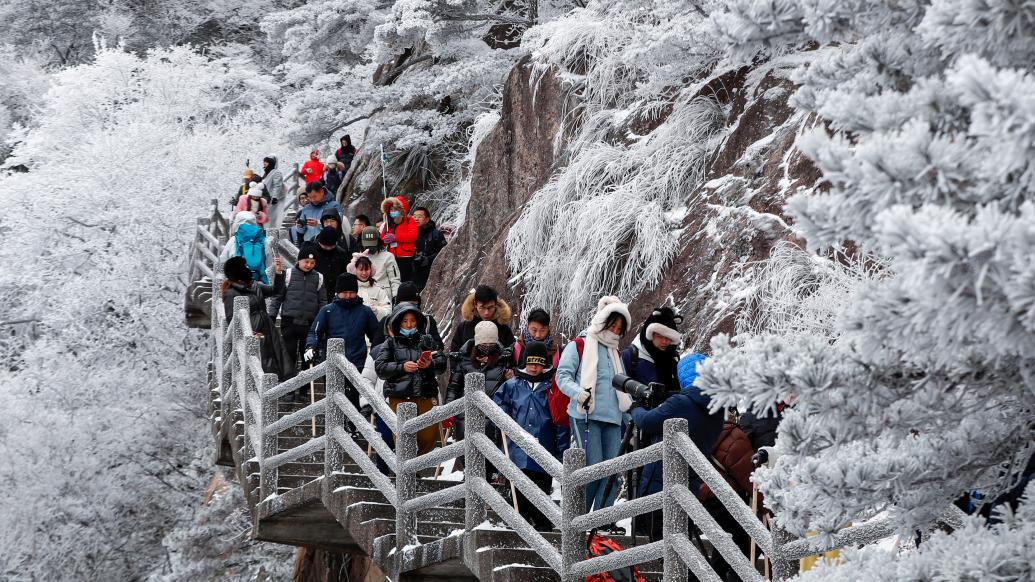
[520,326,556,354]
[578,327,625,414]
[635,334,679,393]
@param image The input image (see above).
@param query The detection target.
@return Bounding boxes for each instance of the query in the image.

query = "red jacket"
[380,196,418,258]
[300,159,325,184]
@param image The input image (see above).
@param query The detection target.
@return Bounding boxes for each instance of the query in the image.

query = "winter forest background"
[1,0,1033,580]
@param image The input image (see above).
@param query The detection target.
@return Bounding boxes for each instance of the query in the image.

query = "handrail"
[568,441,663,488]
[402,397,464,434]
[469,389,564,479]
[471,432,561,526]
[569,541,664,578]
[671,431,775,555]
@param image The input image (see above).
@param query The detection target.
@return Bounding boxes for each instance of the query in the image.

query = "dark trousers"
[517,469,555,531]
[281,322,310,376]
[413,264,432,293]
[397,256,414,284]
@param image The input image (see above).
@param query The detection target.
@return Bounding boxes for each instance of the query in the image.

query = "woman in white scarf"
[555,296,632,515]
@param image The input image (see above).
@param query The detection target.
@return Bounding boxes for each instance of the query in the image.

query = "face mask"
[389,211,401,218]
[399,327,417,337]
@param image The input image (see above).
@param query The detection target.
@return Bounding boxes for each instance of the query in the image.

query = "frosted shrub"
[507,96,726,330]
[0,44,292,580]
[695,0,1035,569]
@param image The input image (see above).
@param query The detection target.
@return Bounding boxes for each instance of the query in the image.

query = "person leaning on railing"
[374,304,447,455]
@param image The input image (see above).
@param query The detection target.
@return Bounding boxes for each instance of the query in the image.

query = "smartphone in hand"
[418,350,433,365]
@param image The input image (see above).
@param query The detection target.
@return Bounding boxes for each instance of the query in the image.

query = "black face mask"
[476,344,501,357]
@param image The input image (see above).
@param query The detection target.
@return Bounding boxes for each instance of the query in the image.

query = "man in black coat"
[313,227,350,303]
[449,284,516,353]
[412,206,447,292]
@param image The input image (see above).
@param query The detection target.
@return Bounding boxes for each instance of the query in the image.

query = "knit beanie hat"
[474,320,499,346]
[336,273,358,294]
[247,182,263,198]
[360,226,380,249]
[589,296,631,335]
[523,341,550,369]
[642,306,682,343]
[297,242,318,263]
[317,226,339,246]
[243,168,254,178]
[223,256,252,283]
[395,281,420,305]
[473,284,498,305]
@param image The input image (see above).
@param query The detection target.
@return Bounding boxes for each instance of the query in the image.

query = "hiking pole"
[367,413,376,459]
[433,425,453,480]
[379,144,388,200]
[310,362,317,437]
[500,437,520,511]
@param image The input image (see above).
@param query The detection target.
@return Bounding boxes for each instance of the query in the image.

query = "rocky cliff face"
[431,60,814,350]
[342,57,816,351]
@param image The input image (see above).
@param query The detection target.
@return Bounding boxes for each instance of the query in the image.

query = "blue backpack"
[234,223,268,284]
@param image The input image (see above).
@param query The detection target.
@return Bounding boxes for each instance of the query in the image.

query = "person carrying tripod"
[628,353,723,540]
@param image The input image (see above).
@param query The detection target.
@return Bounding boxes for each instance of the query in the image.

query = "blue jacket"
[556,333,623,425]
[298,197,344,241]
[306,297,379,370]
[493,373,570,474]
[630,353,722,496]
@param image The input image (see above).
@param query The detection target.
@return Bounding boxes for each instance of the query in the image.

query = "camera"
[612,374,664,407]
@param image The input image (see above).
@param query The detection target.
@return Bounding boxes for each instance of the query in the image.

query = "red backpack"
[585,533,647,582]
[514,340,573,427]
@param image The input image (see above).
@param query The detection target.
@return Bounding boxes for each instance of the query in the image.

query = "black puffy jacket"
[375,305,446,398]
[278,265,326,324]
[445,339,513,402]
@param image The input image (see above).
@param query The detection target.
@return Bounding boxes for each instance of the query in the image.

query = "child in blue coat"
[493,341,569,531]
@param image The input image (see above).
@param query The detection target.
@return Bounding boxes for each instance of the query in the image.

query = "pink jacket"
[235,195,268,225]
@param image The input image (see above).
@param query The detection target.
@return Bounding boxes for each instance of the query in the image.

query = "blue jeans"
[572,418,622,512]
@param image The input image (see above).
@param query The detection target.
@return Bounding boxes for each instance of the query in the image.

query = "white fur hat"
[247,181,264,197]
[589,296,631,333]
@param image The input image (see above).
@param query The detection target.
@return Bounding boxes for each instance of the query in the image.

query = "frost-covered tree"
[263,0,535,208]
[0,44,294,580]
[695,0,1035,562]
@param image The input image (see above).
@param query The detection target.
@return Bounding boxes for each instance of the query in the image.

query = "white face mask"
[598,330,620,345]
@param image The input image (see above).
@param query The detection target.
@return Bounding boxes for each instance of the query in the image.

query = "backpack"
[697,419,755,502]
[235,225,268,284]
[585,533,646,582]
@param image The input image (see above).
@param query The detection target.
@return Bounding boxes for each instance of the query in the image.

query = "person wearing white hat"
[555,296,631,515]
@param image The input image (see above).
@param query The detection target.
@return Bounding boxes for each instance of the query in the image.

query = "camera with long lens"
[612,374,665,408]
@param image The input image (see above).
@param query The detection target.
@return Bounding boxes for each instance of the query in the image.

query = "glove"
[303,347,315,364]
[271,197,279,205]
[616,391,633,412]
[442,416,455,430]
[383,233,396,245]
[576,389,592,406]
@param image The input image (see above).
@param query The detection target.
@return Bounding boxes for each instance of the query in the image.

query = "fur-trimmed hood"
[381,196,410,216]
[460,293,512,325]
